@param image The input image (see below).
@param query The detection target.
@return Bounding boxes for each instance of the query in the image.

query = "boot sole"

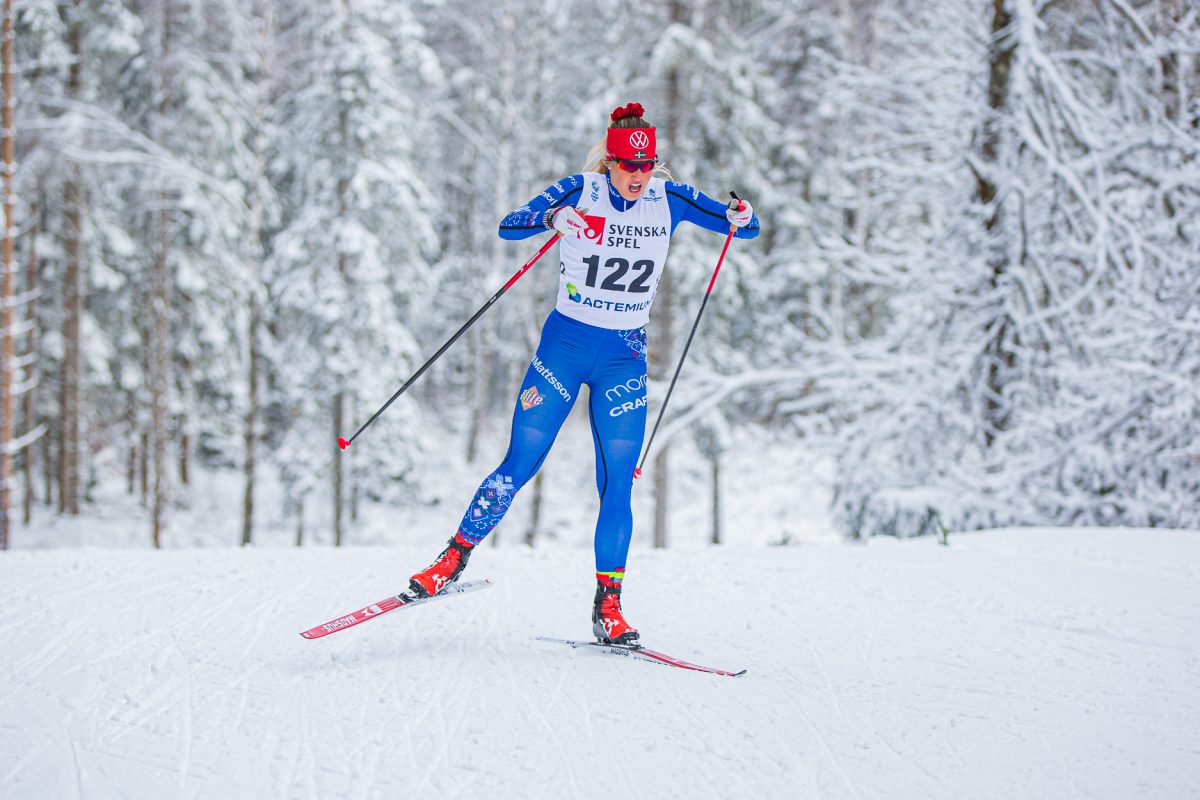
[595,632,640,646]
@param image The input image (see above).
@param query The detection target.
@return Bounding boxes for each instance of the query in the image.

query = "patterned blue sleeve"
[498,175,586,240]
[664,181,761,240]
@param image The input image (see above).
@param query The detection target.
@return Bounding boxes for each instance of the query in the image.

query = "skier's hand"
[727,198,754,228]
[551,206,589,238]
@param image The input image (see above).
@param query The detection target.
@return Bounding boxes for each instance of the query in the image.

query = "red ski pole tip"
[337,437,350,451]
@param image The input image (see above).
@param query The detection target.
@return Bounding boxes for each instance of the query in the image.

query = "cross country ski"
[535,636,747,677]
[299,578,493,639]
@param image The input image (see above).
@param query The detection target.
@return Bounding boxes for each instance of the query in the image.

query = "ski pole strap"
[705,193,743,296]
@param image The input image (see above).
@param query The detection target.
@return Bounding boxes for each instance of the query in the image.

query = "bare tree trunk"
[653,451,669,549]
[465,328,486,464]
[242,0,273,546]
[178,356,191,486]
[976,0,1017,451]
[22,203,37,525]
[42,422,53,509]
[139,429,149,503]
[126,444,135,495]
[60,159,82,517]
[332,3,351,547]
[0,0,15,550]
[242,287,259,545]
[151,187,169,547]
[333,392,345,547]
[462,147,484,464]
[242,105,267,543]
[295,498,304,547]
[61,231,82,509]
[60,3,84,517]
[178,433,189,484]
[136,323,148,504]
[150,3,173,548]
[525,468,544,547]
[61,1,86,516]
[650,0,687,550]
[493,335,519,551]
[1161,0,1192,127]
[710,452,721,545]
[238,0,276,548]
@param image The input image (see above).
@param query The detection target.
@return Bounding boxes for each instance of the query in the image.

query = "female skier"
[408,102,760,644]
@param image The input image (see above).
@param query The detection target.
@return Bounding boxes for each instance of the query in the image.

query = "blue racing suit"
[456,172,760,582]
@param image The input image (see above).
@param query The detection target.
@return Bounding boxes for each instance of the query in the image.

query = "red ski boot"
[592,575,639,645]
[409,533,474,597]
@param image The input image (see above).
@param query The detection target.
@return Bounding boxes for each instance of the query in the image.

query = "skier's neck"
[606,173,638,212]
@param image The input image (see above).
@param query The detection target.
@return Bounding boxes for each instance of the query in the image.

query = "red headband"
[606,127,657,161]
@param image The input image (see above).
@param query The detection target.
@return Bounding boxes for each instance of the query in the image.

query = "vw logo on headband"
[629,131,650,149]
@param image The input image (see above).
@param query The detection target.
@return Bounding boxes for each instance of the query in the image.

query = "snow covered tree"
[621,0,776,548]
[829,0,1200,536]
[12,0,142,519]
[59,0,86,517]
[267,0,439,544]
[94,0,261,546]
[240,0,280,547]
[5,0,1195,549]
[1,0,15,550]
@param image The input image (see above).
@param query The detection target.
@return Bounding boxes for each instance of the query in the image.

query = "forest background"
[1,0,1196,552]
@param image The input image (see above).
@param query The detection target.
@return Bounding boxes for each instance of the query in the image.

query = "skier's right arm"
[498,175,585,240]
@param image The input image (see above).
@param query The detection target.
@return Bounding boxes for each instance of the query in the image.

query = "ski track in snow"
[1,528,1198,799]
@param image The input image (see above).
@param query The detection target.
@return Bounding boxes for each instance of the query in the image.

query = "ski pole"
[634,193,743,479]
[338,233,561,451]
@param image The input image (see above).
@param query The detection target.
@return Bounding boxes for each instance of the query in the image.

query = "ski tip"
[337,437,350,451]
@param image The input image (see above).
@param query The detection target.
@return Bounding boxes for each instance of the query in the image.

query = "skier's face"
[608,160,652,201]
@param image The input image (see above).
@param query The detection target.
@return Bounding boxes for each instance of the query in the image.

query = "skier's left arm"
[664,182,761,239]
[498,175,585,240]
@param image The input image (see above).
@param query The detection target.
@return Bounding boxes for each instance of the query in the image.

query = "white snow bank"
[1,527,1197,798]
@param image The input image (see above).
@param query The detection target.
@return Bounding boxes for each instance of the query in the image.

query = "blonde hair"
[584,113,673,180]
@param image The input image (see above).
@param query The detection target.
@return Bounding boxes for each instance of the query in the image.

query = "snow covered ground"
[2,527,1198,799]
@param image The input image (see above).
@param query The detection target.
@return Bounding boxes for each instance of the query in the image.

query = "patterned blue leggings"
[456,310,648,576]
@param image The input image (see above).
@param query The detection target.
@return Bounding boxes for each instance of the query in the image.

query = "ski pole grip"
[729,190,745,212]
